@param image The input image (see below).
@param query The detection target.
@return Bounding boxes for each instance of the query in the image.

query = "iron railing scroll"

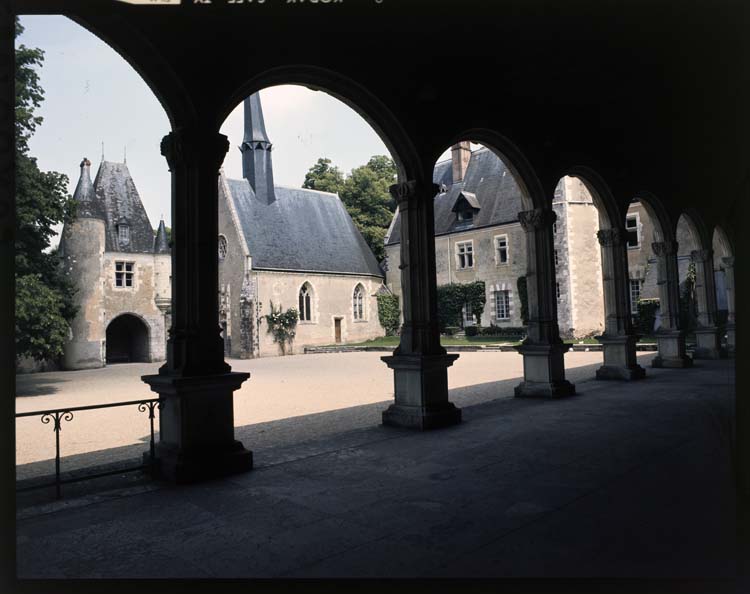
[16,398,161,499]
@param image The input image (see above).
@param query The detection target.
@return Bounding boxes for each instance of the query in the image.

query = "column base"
[595,334,646,381]
[595,365,646,381]
[381,353,461,430]
[141,371,253,483]
[692,327,726,359]
[145,440,253,484]
[514,380,576,398]
[514,342,575,398]
[652,329,693,368]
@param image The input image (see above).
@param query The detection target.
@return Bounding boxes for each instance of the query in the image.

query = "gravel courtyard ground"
[15,350,656,479]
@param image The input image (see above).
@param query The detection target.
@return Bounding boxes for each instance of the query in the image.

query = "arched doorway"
[106,314,150,364]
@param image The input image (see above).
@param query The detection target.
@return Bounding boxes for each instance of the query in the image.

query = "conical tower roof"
[154,218,170,253]
[72,157,105,219]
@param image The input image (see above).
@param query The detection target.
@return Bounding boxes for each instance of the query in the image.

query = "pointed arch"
[298,281,315,323]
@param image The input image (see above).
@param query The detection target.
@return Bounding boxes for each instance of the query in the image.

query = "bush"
[635,298,659,335]
[479,324,527,338]
[264,302,298,355]
[436,281,486,331]
[465,326,479,337]
[444,326,460,336]
[376,293,401,336]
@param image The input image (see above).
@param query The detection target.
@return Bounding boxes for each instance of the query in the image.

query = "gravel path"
[15,350,656,478]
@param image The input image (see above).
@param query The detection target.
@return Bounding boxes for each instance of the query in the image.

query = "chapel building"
[217,93,386,357]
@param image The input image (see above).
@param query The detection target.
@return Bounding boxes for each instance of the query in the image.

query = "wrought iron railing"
[16,398,161,499]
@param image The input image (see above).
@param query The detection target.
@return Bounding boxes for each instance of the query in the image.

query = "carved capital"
[721,256,735,269]
[389,180,439,207]
[651,240,678,257]
[161,127,230,171]
[518,208,557,232]
[690,248,712,264]
[596,228,626,247]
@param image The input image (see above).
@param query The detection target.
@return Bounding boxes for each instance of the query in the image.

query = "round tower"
[59,158,107,370]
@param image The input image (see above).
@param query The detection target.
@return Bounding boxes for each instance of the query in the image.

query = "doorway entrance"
[334,318,342,343]
[106,314,150,363]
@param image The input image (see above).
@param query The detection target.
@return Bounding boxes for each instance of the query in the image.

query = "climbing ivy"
[516,275,529,325]
[264,302,298,355]
[376,293,401,336]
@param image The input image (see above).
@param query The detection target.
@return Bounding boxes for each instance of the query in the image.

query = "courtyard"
[15,356,736,579]
[16,350,629,480]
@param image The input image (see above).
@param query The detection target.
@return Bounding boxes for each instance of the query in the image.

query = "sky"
[17,14,417,240]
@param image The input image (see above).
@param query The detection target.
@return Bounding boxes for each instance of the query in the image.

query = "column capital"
[652,240,679,256]
[161,127,230,171]
[389,180,439,207]
[722,256,735,269]
[596,227,626,247]
[518,208,557,232]
[690,248,713,263]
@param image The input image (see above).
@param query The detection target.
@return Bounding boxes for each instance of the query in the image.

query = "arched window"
[218,234,228,260]
[299,283,313,322]
[353,284,365,320]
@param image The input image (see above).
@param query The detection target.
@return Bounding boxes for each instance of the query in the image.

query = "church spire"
[240,92,275,205]
[154,218,170,254]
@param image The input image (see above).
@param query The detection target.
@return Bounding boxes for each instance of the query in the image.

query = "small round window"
[218,235,228,260]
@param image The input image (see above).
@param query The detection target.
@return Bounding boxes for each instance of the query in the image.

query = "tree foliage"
[516,275,529,325]
[15,18,77,362]
[303,155,397,261]
[376,293,400,336]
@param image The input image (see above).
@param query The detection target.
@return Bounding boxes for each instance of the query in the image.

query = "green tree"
[303,155,397,261]
[15,18,77,362]
[302,157,345,194]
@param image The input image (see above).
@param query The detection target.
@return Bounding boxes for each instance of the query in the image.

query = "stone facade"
[217,94,386,358]
[59,158,170,370]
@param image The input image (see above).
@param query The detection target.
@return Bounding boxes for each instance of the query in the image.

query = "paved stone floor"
[16,358,737,579]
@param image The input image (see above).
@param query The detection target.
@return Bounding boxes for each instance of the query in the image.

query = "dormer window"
[118,224,130,245]
[451,191,480,225]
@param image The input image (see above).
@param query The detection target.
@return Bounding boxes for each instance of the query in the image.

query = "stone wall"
[101,252,167,362]
[254,270,385,356]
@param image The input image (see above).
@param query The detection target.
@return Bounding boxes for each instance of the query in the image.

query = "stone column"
[381,180,461,429]
[142,126,253,482]
[651,240,692,367]
[691,249,724,359]
[595,228,645,380]
[722,256,736,355]
[514,208,575,397]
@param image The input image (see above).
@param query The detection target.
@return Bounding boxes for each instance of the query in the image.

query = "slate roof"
[385,147,525,245]
[222,176,384,277]
[154,219,170,254]
[72,158,106,220]
[92,161,159,254]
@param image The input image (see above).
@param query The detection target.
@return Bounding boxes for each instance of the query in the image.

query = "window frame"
[298,283,314,323]
[494,234,509,266]
[625,213,641,249]
[494,290,510,321]
[455,240,474,269]
[218,234,228,260]
[629,278,643,314]
[114,261,135,289]
[117,224,130,245]
[352,284,366,321]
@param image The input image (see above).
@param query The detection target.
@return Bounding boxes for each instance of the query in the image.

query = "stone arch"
[441,129,546,211]
[216,65,421,184]
[560,166,622,229]
[63,14,192,126]
[631,191,673,243]
[105,313,151,364]
[677,209,711,253]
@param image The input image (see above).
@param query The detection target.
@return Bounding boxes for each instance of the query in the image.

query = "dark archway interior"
[106,315,149,364]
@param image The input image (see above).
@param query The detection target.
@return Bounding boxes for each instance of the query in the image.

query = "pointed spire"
[72,157,104,219]
[101,142,105,162]
[123,145,127,164]
[154,218,170,254]
[240,92,275,205]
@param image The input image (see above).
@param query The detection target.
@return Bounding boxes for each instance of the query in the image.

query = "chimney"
[451,141,471,183]
[240,93,275,205]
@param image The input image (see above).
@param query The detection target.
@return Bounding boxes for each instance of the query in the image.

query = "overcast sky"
[18,15,433,239]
